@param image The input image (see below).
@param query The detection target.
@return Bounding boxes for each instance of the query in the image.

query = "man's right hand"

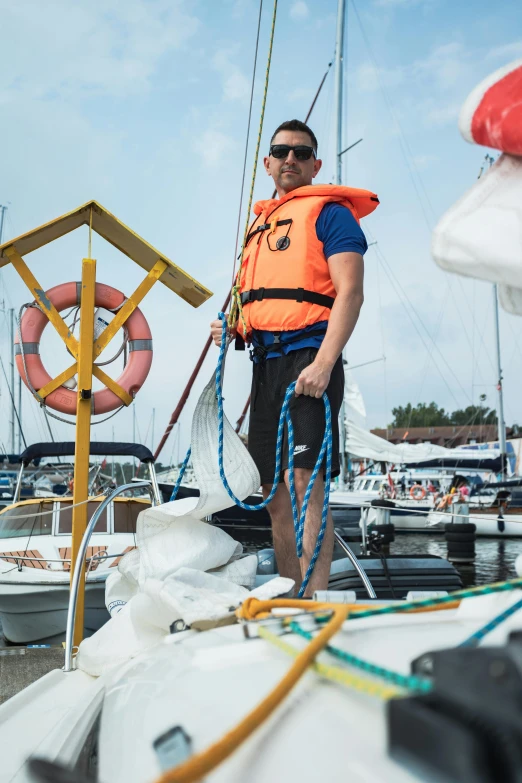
[210,315,236,346]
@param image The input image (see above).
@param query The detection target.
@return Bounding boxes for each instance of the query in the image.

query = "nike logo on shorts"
[293,445,309,455]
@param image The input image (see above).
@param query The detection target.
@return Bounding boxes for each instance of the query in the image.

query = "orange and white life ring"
[15,281,152,415]
[410,484,426,501]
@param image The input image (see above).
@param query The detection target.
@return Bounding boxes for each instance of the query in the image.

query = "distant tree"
[388,402,501,429]
[389,402,451,428]
[449,405,497,426]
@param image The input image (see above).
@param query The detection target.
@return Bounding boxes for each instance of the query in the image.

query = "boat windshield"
[57,502,108,534]
[113,501,144,533]
[0,503,53,539]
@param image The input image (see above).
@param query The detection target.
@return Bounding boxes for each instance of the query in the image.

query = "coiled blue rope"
[171,312,333,597]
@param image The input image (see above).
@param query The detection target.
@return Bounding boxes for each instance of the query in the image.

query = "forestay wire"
[228,0,279,337]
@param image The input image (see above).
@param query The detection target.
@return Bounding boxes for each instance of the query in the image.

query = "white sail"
[343,367,366,420]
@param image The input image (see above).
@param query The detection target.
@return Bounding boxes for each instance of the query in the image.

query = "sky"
[0,0,521,466]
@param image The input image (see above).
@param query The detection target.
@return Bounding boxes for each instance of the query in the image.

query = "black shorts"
[248,348,344,486]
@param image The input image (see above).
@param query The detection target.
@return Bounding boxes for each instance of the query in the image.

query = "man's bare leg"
[284,468,334,597]
[262,482,301,590]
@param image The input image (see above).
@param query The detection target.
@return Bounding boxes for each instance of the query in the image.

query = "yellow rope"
[257,625,401,700]
[229,0,278,338]
[153,603,349,783]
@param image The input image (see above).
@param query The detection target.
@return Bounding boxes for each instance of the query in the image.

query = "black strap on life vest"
[250,324,328,363]
[240,287,335,309]
[245,219,292,246]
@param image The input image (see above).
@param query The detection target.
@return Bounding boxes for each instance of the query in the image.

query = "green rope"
[289,620,432,693]
[285,579,522,695]
[344,578,522,622]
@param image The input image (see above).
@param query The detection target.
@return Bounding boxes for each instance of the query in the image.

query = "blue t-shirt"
[251,202,367,360]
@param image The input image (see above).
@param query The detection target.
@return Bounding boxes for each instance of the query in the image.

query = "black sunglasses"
[269,144,316,161]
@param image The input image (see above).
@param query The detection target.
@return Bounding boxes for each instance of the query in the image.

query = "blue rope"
[458,596,522,648]
[172,312,333,597]
[169,447,192,501]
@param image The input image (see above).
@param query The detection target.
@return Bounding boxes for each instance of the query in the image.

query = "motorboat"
[427,490,522,537]
[0,441,160,644]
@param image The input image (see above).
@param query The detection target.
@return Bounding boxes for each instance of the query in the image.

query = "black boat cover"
[402,455,505,471]
[20,442,154,464]
[0,453,41,466]
[483,477,522,489]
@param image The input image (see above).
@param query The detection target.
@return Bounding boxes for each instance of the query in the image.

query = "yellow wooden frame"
[0,202,213,646]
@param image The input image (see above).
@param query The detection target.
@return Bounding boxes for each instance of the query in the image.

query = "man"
[211,119,378,595]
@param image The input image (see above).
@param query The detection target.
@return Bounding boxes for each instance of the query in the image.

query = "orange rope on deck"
[153,602,350,783]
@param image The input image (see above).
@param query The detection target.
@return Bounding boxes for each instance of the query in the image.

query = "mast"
[334,0,347,486]
[334,0,346,187]
[492,283,507,468]
[9,308,15,454]
[17,375,22,454]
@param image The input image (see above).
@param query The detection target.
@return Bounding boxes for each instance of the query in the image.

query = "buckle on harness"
[256,287,265,302]
[296,288,304,303]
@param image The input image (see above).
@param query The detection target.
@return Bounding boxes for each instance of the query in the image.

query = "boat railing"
[333,529,377,599]
[64,480,156,672]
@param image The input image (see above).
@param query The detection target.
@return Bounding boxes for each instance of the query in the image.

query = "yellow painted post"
[71,258,96,647]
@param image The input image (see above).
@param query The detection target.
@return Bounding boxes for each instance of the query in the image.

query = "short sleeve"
[316,202,368,259]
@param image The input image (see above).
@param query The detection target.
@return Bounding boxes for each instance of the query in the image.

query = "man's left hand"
[295,359,333,398]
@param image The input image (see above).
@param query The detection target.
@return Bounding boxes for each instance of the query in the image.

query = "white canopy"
[345,419,501,465]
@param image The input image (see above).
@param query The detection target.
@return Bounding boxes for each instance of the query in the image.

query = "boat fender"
[313,590,357,603]
[15,281,153,415]
[405,590,448,601]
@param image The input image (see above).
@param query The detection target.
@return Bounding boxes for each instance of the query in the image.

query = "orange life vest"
[236,184,379,339]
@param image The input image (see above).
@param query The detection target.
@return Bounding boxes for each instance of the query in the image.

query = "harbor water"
[1,534,520,647]
[245,532,522,589]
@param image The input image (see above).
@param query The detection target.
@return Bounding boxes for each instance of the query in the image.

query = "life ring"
[410,484,426,501]
[15,281,152,415]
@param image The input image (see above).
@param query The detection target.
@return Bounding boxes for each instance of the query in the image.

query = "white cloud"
[193,129,235,167]
[0,0,199,101]
[412,154,437,170]
[287,87,313,103]
[413,42,469,90]
[356,63,404,92]
[424,103,461,127]
[486,40,522,61]
[356,42,470,95]
[290,2,309,20]
[212,48,250,102]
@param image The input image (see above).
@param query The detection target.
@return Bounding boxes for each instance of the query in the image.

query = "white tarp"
[432,59,522,315]
[77,370,293,677]
[432,153,522,315]
[345,418,501,465]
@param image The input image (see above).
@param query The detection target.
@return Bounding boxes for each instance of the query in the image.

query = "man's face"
[264,130,322,196]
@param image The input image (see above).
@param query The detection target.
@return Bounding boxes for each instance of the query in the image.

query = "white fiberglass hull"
[427,509,522,537]
[332,491,435,533]
[0,530,136,643]
[0,580,108,644]
[1,587,522,783]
